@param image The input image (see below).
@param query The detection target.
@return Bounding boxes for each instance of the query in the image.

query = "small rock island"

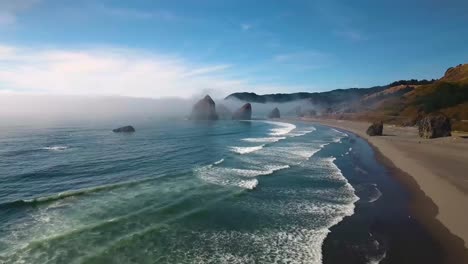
[268,107,281,119]
[232,103,252,120]
[190,95,219,120]
[113,126,135,133]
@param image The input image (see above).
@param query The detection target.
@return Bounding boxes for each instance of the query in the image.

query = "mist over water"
[0,94,316,129]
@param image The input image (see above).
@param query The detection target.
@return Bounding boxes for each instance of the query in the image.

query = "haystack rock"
[268,107,281,118]
[190,95,218,120]
[113,126,135,133]
[366,121,383,136]
[232,103,252,120]
[418,113,451,139]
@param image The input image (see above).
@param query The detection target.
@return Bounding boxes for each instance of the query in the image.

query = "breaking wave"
[41,146,69,151]
[230,145,264,154]
[288,126,317,137]
[264,121,297,136]
[213,159,225,165]
[241,137,285,143]
[0,177,161,209]
[195,164,290,189]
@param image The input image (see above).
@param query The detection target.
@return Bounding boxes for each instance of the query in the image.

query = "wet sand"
[304,118,468,263]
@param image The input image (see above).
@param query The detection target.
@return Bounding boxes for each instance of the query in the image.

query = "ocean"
[0,119,442,263]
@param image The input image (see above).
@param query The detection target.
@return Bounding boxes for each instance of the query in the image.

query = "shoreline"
[302,118,468,263]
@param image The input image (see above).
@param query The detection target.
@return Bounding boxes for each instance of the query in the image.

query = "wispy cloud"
[0,44,298,98]
[241,23,252,31]
[182,64,232,77]
[0,0,39,26]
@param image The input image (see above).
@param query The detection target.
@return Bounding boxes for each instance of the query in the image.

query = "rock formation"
[113,126,135,133]
[268,107,281,118]
[418,113,451,138]
[232,103,252,120]
[366,122,383,136]
[190,95,218,120]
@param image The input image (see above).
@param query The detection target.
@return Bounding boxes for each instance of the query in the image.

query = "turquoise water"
[0,120,360,263]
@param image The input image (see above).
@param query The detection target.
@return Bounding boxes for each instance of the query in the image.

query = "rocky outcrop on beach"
[366,122,383,136]
[268,107,281,118]
[418,113,452,138]
[232,103,252,120]
[113,126,135,133]
[190,95,218,120]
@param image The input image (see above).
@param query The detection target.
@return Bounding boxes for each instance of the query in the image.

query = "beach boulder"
[268,107,281,118]
[418,113,451,139]
[113,125,135,133]
[232,103,252,120]
[366,122,383,136]
[190,95,218,120]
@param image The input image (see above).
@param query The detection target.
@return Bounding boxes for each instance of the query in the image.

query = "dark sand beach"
[305,118,468,264]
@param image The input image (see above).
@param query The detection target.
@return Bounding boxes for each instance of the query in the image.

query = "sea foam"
[288,126,317,137]
[224,156,359,263]
[41,146,69,151]
[241,137,285,143]
[195,163,289,190]
[213,159,225,165]
[263,121,297,136]
[230,145,264,154]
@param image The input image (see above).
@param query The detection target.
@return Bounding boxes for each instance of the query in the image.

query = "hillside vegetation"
[373,64,468,131]
[226,63,468,131]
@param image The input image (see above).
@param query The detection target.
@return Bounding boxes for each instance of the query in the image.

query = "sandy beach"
[303,118,468,262]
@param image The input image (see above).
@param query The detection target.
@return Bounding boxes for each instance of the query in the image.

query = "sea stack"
[366,121,383,136]
[113,126,135,133]
[232,103,252,120]
[190,95,218,120]
[418,113,451,138]
[268,107,281,118]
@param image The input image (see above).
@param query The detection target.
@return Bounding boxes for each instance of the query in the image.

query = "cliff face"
[190,95,218,120]
[268,107,280,118]
[232,103,252,120]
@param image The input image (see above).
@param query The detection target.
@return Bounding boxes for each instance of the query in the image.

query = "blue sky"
[0,0,467,98]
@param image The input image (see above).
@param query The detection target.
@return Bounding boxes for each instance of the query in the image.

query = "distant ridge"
[225,63,468,131]
[225,87,387,104]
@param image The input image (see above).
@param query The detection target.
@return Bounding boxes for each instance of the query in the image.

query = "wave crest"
[230,145,264,154]
[241,137,285,143]
[41,146,69,151]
